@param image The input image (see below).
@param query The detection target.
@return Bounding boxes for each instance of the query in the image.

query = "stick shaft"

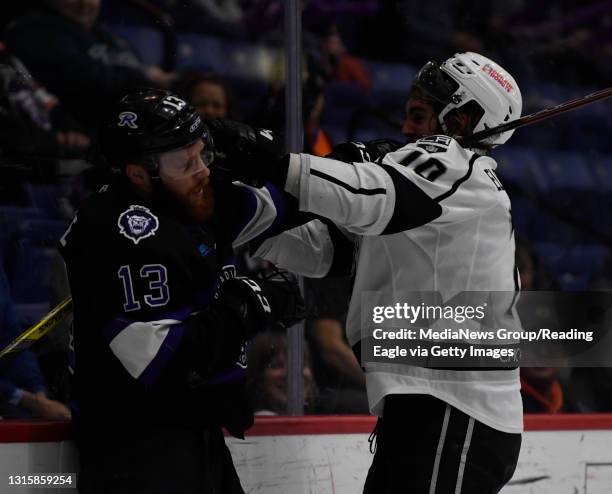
[0,297,73,358]
[460,86,612,146]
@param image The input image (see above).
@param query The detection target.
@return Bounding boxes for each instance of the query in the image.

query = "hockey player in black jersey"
[207,52,524,493]
[59,89,303,494]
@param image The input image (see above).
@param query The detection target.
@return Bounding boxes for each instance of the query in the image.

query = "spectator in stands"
[562,249,612,412]
[304,277,369,414]
[563,367,612,412]
[259,59,362,412]
[247,332,317,414]
[0,42,91,162]
[242,0,284,42]
[520,367,564,413]
[302,71,333,157]
[305,0,378,22]
[368,0,488,64]
[39,254,73,405]
[175,72,238,120]
[244,0,377,45]
[254,70,334,156]
[158,0,247,39]
[590,249,612,290]
[0,268,71,420]
[5,0,175,131]
[488,0,612,84]
[516,237,567,413]
[318,26,372,91]
[0,2,35,33]
[515,237,559,291]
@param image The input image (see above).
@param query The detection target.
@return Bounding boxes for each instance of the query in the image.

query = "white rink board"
[227,430,612,494]
[1,427,612,493]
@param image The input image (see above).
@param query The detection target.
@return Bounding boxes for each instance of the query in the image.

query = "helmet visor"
[157,134,214,180]
[413,61,460,105]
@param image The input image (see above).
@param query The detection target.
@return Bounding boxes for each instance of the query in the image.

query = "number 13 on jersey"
[118,264,170,311]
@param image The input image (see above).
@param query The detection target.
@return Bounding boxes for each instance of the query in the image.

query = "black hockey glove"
[256,267,305,330]
[216,272,304,338]
[206,118,288,188]
[326,139,404,164]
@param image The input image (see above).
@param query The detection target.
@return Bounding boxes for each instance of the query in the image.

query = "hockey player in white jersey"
[208,52,523,493]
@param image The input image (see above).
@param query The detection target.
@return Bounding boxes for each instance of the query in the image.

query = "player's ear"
[125,163,153,195]
[455,112,472,136]
[443,110,472,138]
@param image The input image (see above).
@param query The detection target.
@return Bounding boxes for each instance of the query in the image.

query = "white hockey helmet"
[413,52,522,147]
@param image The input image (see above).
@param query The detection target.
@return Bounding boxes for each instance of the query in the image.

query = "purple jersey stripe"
[101,307,193,345]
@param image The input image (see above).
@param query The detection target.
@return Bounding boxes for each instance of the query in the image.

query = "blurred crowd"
[1,0,612,420]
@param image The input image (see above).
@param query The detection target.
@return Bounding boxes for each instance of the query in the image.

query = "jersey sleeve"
[284,150,442,235]
[253,219,355,278]
[380,136,504,224]
[213,181,310,248]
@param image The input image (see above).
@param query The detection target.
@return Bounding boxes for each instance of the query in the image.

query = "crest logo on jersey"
[117,112,138,129]
[417,135,452,154]
[118,205,159,244]
[418,135,452,147]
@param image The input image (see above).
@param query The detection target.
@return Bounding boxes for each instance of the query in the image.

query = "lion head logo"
[118,205,159,244]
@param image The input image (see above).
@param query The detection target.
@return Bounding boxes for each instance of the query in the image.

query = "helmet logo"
[161,95,187,111]
[190,116,201,133]
[481,64,514,93]
[451,91,464,104]
[118,112,138,129]
[117,205,159,244]
[259,129,274,141]
[236,343,248,369]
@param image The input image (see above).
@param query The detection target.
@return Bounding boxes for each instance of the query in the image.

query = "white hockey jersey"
[255,136,523,433]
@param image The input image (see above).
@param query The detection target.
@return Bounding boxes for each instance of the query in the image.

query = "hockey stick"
[459,86,612,147]
[0,297,73,358]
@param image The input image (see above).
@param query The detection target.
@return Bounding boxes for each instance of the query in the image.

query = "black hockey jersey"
[59,176,289,437]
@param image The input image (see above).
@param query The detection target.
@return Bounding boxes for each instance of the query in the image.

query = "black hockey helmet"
[100,88,213,175]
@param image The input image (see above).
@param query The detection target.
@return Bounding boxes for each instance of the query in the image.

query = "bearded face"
[159,174,216,223]
[157,140,216,223]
